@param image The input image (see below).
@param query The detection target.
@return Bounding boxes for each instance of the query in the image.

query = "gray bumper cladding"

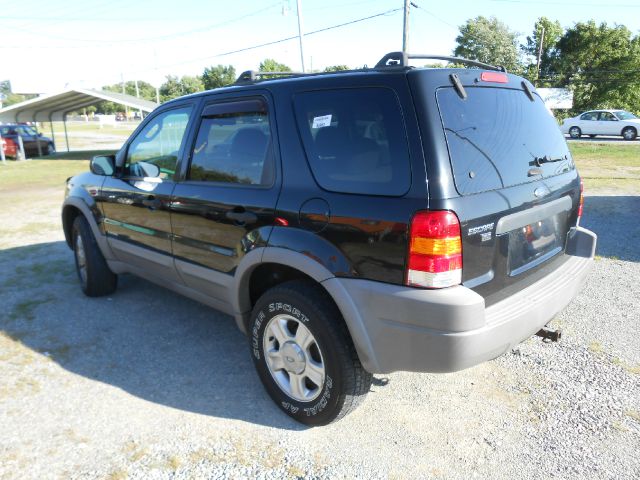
[326,226,597,374]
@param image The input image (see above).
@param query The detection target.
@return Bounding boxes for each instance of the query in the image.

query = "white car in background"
[561,110,639,140]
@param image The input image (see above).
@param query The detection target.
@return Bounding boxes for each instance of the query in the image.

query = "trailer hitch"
[535,326,562,343]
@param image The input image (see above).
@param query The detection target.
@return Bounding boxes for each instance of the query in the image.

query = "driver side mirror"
[90,155,116,176]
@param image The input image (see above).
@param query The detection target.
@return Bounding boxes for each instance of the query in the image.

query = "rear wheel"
[72,215,117,297]
[569,126,582,139]
[622,127,637,141]
[249,280,372,426]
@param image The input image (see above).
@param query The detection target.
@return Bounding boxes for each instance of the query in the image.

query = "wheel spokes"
[266,349,285,371]
[304,359,324,389]
[288,373,307,400]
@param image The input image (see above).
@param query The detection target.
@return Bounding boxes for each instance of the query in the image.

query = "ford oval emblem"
[534,186,550,198]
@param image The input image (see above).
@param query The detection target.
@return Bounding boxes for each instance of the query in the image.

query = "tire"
[71,215,117,297]
[569,126,582,139]
[249,280,372,426]
[47,143,56,155]
[622,127,637,141]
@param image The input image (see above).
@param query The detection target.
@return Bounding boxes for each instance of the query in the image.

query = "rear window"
[294,88,411,196]
[437,87,574,195]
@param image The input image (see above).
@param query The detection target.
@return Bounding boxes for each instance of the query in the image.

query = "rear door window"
[437,87,574,195]
[293,87,411,196]
[188,98,274,186]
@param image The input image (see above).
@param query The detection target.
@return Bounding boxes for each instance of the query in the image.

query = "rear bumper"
[325,226,596,374]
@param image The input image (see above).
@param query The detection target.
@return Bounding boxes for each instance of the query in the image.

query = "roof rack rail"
[234,70,308,84]
[375,52,506,73]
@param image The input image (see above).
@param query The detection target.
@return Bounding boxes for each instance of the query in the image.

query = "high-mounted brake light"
[577,179,584,220]
[480,71,508,83]
[406,210,462,289]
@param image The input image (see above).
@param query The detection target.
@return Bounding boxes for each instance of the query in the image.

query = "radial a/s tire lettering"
[249,280,372,426]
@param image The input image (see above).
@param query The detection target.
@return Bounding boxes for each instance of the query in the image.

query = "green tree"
[454,16,522,73]
[259,59,291,72]
[553,21,640,113]
[522,17,563,84]
[158,75,204,102]
[324,65,350,72]
[202,64,236,89]
[98,80,159,113]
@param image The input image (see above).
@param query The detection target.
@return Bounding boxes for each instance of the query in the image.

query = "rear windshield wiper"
[532,154,568,167]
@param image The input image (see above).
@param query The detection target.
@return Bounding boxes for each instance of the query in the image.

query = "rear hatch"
[409,69,581,304]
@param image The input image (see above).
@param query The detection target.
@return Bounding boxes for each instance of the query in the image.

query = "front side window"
[188,99,274,185]
[293,88,411,196]
[615,111,638,120]
[599,112,616,121]
[126,106,192,180]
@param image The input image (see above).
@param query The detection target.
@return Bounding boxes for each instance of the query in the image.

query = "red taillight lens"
[578,179,584,219]
[480,71,508,83]
[406,210,462,289]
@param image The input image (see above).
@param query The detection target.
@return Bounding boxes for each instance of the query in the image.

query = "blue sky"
[2,0,640,93]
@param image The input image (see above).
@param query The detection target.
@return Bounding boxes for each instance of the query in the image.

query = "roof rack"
[234,70,308,84]
[375,52,506,72]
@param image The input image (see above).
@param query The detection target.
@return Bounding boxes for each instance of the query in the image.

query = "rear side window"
[294,88,411,196]
[437,87,574,195]
[188,98,274,186]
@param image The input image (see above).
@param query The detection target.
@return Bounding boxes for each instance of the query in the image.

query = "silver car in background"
[561,110,639,140]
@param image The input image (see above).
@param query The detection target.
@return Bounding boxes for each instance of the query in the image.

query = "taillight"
[406,210,462,289]
[577,179,584,220]
[480,71,508,83]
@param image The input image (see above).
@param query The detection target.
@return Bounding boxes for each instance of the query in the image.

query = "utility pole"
[121,73,129,119]
[296,0,306,72]
[402,0,411,59]
[134,79,143,119]
[536,25,546,87]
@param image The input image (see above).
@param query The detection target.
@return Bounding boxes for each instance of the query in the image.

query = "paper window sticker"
[312,114,332,129]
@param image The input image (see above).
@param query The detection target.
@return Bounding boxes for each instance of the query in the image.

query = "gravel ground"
[0,193,639,480]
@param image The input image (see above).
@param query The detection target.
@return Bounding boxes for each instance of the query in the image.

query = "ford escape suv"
[62,52,596,425]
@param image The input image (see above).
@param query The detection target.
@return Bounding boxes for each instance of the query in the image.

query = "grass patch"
[570,142,640,167]
[588,341,604,355]
[7,296,55,322]
[165,455,182,471]
[106,469,128,480]
[0,159,91,192]
[570,143,640,194]
[625,410,640,422]
[3,260,74,290]
[570,143,640,191]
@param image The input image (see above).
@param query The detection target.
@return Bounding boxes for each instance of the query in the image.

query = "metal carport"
[0,88,158,153]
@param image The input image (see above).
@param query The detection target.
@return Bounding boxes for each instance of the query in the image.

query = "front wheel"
[569,126,582,139]
[622,127,637,141]
[249,281,372,426]
[72,215,117,297]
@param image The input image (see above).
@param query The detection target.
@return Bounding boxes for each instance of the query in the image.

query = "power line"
[2,2,282,45]
[411,3,458,30]
[132,7,403,73]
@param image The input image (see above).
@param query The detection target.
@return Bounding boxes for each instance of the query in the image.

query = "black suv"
[62,52,596,425]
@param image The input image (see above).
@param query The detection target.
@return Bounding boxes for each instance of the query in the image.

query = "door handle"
[142,195,162,210]
[226,210,257,225]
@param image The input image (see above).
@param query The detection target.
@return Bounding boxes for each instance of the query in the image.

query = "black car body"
[61,53,596,425]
